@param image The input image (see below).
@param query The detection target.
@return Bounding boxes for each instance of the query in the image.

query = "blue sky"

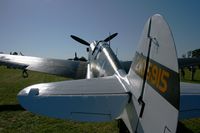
[0,0,200,61]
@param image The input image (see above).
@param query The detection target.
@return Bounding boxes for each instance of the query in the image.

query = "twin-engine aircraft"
[0,14,200,133]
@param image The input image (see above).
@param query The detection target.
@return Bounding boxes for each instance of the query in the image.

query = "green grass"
[0,66,200,133]
[0,67,118,133]
[179,68,200,133]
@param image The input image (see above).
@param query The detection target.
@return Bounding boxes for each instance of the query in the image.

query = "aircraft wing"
[180,82,200,119]
[0,54,87,79]
[17,75,129,122]
[178,58,200,69]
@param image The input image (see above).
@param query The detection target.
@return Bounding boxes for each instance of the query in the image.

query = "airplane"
[0,14,200,133]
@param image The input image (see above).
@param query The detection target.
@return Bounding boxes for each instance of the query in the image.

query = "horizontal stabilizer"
[18,75,129,122]
[180,82,200,119]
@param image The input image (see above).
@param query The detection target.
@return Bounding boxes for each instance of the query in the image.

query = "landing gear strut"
[22,69,28,78]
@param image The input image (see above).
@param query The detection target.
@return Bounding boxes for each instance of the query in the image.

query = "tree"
[192,48,200,58]
[79,57,87,62]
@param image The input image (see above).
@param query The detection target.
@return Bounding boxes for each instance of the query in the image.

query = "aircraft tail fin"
[124,14,180,133]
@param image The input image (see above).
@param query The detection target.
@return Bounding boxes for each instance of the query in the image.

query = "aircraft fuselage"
[87,41,123,78]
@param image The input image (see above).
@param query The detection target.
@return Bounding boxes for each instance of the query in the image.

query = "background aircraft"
[0,14,200,133]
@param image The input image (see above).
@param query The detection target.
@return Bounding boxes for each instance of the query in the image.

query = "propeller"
[71,35,90,46]
[71,32,118,46]
[104,33,118,42]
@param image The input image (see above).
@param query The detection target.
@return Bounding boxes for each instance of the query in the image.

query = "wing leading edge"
[17,75,129,122]
[0,54,87,79]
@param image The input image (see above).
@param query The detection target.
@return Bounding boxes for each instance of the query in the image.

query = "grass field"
[0,66,200,133]
[0,67,118,133]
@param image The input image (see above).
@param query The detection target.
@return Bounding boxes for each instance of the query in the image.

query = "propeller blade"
[71,35,90,46]
[104,33,118,42]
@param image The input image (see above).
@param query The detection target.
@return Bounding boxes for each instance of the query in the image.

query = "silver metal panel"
[18,75,129,122]
[90,42,122,78]
[19,75,128,96]
[0,54,87,79]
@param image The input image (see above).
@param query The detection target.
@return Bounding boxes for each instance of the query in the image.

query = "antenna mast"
[108,32,111,47]
[115,48,118,57]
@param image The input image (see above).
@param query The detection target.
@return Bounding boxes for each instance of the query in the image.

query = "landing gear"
[22,69,28,78]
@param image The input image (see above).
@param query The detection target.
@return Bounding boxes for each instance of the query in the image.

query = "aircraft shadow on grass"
[176,122,194,133]
[0,104,195,133]
[0,104,25,112]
